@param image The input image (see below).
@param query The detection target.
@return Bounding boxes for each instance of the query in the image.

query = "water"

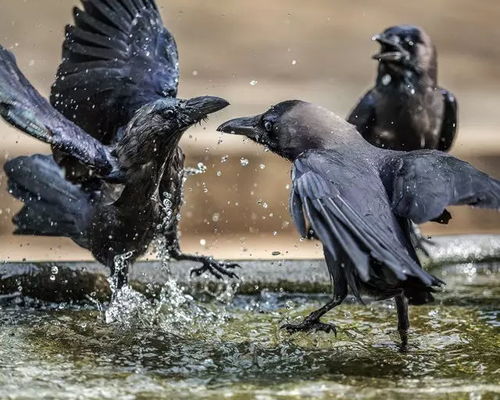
[0,263,498,400]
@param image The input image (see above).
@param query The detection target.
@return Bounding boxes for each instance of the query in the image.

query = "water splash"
[184,162,207,176]
[104,250,146,326]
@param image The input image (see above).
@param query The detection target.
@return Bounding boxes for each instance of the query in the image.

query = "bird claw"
[281,320,337,335]
[413,236,436,258]
[190,259,240,280]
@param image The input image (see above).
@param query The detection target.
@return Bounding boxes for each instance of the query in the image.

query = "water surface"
[0,263,498,400]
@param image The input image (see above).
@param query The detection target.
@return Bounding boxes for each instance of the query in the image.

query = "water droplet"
[51,266,59,275]
[216,171,222,177]
[382,74,391,86]
[221,155,229,163]
[192,70,198,76]
[200,239,207,246]
[272,251,281,256]
[240,158,249,167]
[291,60,297,65]
[249,80,258,86]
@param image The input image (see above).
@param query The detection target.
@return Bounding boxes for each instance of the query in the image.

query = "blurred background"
[0,0,499,261]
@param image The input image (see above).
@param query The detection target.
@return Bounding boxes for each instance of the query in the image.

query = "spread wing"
[0,46,116,176]
[436,89,458,152]
[51,0,179,142]
[347,89,377,139]
[390,150,500,224]
[290,151,439,298]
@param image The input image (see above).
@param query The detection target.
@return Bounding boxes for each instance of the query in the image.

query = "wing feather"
[51,0,179,142]
[437,89,458,152]
[291,151,441,295]
[0,46,116,176]
[390,151,500,224]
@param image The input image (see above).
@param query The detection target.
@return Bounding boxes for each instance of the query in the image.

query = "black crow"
[348,25,458,152]
[218,100,500,347]
[348,25,458,254]
[0,0,238,289]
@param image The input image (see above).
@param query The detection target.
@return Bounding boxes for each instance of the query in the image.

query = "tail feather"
[4,154,91,245]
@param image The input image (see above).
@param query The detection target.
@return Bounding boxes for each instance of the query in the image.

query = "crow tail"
[4,154,91,246]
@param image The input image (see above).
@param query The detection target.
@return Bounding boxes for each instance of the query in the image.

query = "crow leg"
[395,294,410,350]
[160,230,240,280]
[409,223,434,257]
[281,295,346,334]
[282,248,348,335]
[168,246,240,280]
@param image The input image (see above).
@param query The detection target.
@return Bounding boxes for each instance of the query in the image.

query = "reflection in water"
[0,264,498,400]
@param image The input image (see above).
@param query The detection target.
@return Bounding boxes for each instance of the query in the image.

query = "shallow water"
[0,263,498,400]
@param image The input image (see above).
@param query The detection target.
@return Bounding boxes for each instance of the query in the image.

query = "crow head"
[372,25,436,79]
[117,96,229,169]
[218,100,359,161]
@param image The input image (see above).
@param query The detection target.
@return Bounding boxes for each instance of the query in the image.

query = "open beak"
[184,96,230,120]
[217,115,262,140]
[372,34,409,62]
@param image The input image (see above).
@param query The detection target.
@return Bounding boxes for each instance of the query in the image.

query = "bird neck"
[377,63,437,91]
[114,144,182,209]
[285,126,372,162]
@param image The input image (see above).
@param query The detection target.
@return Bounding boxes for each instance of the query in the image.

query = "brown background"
[0,0,499,261]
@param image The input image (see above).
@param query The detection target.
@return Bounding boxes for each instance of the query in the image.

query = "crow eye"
[164,109,175,118]
[264,121,273,132]
[405,37,415,46]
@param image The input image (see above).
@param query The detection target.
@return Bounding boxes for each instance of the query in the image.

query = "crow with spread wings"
[218,100,500,348]
[0,0,238,289]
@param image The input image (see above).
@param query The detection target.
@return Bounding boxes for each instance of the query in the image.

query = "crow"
[218,100,500,347]
[348,25,458,254]
[348,25,458,152]
[0,0,238,290]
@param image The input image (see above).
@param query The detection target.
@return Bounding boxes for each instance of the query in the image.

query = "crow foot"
[281,319,337,335]
[410,226,436,258]
[189,257,240,280]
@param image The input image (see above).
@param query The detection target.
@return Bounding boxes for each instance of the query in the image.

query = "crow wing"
[0,46,116,176]
[347,89,377,139]
[389,150,500,224]
[290,150,440,298]
[436,89,458,152]
[51,0,179,143]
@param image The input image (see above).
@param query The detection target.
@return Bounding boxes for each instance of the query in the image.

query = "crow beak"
[372,34,409,62]
[185,96,230,118]
[217,115,261,139]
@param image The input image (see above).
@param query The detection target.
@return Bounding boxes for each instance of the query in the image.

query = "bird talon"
[189,260,239,280]
[281,321,337,336]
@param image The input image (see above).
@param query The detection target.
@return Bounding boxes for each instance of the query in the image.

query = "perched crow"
[0,0,238,289]
[218,100,500,347]
[348,25,458,253]
[348,25,457,152]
